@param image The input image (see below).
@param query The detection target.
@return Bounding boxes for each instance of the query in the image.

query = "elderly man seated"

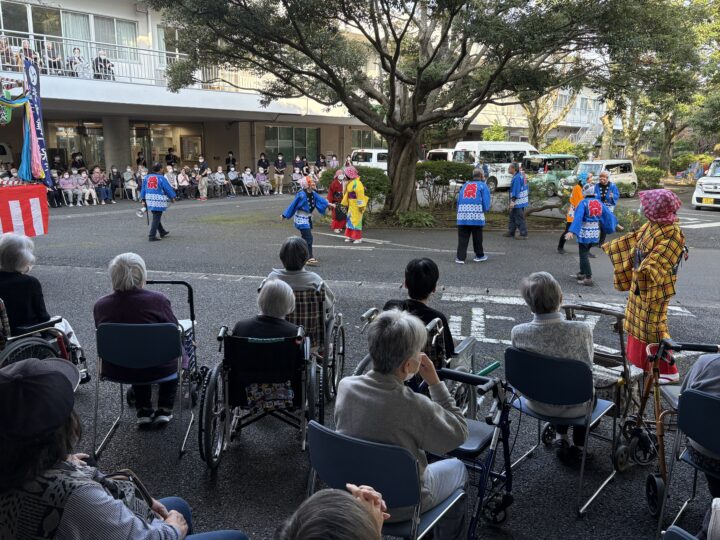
[510,271,594,464]
[232,279,298,338]
[335,309,469,539]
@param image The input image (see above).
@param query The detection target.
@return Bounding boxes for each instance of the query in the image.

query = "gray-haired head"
[279,236,309,271]
[108,252,147,291]
[258,279,295,319]
[519,272,563,315]
[472,168,485,180]
[0,233,36,273]
[368,309,427,374]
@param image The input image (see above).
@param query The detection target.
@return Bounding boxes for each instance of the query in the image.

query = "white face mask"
[199,159,204,163]
[230,167,235,171]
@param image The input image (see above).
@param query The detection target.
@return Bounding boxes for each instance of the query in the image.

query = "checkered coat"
[603,222,685,344]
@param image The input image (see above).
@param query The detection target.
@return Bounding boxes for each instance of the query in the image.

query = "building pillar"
[102,116,131,169]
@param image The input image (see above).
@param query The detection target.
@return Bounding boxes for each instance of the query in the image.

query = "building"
[0,0,607,170]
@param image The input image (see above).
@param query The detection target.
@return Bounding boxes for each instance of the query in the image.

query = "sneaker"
[153,409,173,426]
[473,255,488,262]
[333,229,342,234]
[68,203,74,207]
[306,258,319,266]
[110,200,116,204]
[502,232,514,238]
[559,445,593,466]
[455,259,465,264]
[554,438,570,459]
[353,239,362,244]
[101,201,106,205]
[149,236,161,242]
[578,277,594,286]
[519,235,528,240]
[344,238,351,243]
[575,273,586,280]
[557,248,566,254]
[160,231,170,238]
[137,408,154,426]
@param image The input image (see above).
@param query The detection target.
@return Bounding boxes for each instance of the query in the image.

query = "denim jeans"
[578,243,592,277]
[149,210,167,239]
[300,227,314,258]
[95,186,112,202]
[456,225,484,261]
[160,497,249,540]
[508,207,527,236]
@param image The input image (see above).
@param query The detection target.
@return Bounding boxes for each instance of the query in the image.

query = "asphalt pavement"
[27,189,720,539]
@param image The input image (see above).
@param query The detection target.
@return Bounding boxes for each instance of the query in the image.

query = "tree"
[521,87,579,149]
[482,121,507,142]
[150,0,701,215]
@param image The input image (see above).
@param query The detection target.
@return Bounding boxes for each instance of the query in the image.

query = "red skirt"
[627,334,679,382]
[344,228,362,240]
[331,217,346,230]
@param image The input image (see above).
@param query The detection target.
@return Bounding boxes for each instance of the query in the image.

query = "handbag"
[97,468,156,523]
[334,204,347,221]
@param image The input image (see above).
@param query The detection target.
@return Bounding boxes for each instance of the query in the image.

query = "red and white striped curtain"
[0,184,49,237]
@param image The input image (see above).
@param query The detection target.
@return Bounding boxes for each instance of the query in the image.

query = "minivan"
[351,148,388,172]
[452,141,539,192]
[562,159,639,197]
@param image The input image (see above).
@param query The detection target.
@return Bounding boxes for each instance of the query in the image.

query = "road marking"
[443,293,526,305]
[485,315,515,321]
[683,222,720,229]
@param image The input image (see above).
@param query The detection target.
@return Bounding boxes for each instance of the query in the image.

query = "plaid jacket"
[286,288,327,351]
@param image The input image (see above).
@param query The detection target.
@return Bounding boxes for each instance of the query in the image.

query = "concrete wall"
[202,120,239,168]
[102,116,130,169]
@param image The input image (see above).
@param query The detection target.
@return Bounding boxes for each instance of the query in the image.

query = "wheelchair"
[285,283,345,411]
[353,307,479,419]
[0,298,90,382]
[198,326,324,469]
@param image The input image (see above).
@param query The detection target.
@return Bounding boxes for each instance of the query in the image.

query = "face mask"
[126,168,132,172]
[199,159,204,163]
[81,174,87,178]
[111,168,117,172]
[77,155,82,159]
[168,168,173,173]
[99,53,106,58]
[63,175,69,179]
[230,167,235,171]
[71,170,78,174]
[194,167,199,171]
[245,169,251,174]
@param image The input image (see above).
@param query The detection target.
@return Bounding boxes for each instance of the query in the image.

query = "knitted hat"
[583,183,595,196]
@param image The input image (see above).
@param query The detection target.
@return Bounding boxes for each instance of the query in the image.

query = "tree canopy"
[150,0,708,213]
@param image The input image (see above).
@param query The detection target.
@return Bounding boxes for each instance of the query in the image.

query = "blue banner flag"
[23,59,52,186]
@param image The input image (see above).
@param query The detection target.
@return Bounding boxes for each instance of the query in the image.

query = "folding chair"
[93,322,193,459]
[657,388,720,537]
[505,347,618,516]
[306,420,465,540]
[663,525,699,539]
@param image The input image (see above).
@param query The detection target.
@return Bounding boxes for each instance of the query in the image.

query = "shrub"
[614,206,647,232]
[644,157,661,168]
[542,138,590,159]
[635,166,664,189]
[670,153,715,174]
[398,210,436,228]
[482,121,507,141]
[319,166,390,212]
[416,161,475,208]
[319,167,338,189]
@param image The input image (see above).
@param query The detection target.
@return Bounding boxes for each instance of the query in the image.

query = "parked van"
[425,148,455,162]
[351,148,388,172]
[562,159,639,197]
[452,141,539,191]
[0,143,13,165]
[523,154,578,196]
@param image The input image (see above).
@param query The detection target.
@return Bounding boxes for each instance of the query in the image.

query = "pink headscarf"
[639,189,681,224]
[344,166,359,179]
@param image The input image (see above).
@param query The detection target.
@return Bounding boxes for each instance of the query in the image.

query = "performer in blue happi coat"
[505,163,529,239]
[593,170,621,248]
[565,183,617,286]
[281,177,333,266]
[456,168,492,264]
[140,162,176,242]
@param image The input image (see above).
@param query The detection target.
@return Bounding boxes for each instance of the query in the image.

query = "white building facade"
[0,0,606,170]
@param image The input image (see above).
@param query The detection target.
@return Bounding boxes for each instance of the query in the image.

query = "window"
[61,11,90,57]
[351,129,387,149]
[352,152,373,163]
[453,150,476,164]
[1,1,28,33]
[265,127,320,162]
[32,6,61,36]
[377,152,388,163]
[619,163,632,174]
[565,158,578,170]
[94,16,137,61]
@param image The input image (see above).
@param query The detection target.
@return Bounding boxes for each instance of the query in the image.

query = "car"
[351,148,388,172]
[692,158,720,210]
[523,154,578,197]
[452,141,539,192]
[562,159,638,197]
[425,148,455,162]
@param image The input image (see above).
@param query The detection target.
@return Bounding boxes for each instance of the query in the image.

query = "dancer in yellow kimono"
[341,166,368,244]
[603,189,687,383]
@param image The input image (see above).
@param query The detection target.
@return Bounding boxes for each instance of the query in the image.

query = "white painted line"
[486,315,515,321]
[315,232,388,245]
[442,293,526,305]
[682,222,720,229]
[309,244,374,251]
[449,315,465,341]
[470,307,485,338]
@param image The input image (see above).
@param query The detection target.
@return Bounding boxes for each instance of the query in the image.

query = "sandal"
[306,258,319,266]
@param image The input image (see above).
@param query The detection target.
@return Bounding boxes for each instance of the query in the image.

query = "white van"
[425,148,455,162]
[452,141,539,191]
[351,148,388,172]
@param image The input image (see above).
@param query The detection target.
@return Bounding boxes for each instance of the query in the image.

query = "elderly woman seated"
[0,233,81,347]
[232,279,298,338]
[510,271,594,464]
[0,358,249,540]
[93,252,183,427]
[335,309,468,540]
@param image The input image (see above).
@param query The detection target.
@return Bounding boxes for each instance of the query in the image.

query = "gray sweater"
[510,312,594,418]
[335,371,468,511]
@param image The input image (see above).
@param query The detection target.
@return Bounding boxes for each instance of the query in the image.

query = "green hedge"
[670,153,715,173]
[644,157,661,168]
[415,161,475,185]
[635,166,664,189]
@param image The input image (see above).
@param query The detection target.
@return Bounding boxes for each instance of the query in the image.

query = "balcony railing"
[0,29,263,93]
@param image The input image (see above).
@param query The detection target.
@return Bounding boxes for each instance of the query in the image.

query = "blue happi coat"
[457,180,491,226]
[140,174,176,212]
[569,196,617,244]
[594,182,620,210]
[282,189,329,230]
[509,172,529,208]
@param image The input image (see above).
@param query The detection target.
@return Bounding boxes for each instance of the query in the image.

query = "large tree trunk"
[600,109,615,159]
[659,118,676,172]
[385,134,420,214]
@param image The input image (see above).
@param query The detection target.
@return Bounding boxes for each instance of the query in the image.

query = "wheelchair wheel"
[613,444,631,473]
[541,423,556,446]
[629,430,658,465]
[483,493,511,526]
[325,324,345,400]
[307,359,324,425]
[0,337,59,367]
[198,365,227,469]
[645,473,665,517]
